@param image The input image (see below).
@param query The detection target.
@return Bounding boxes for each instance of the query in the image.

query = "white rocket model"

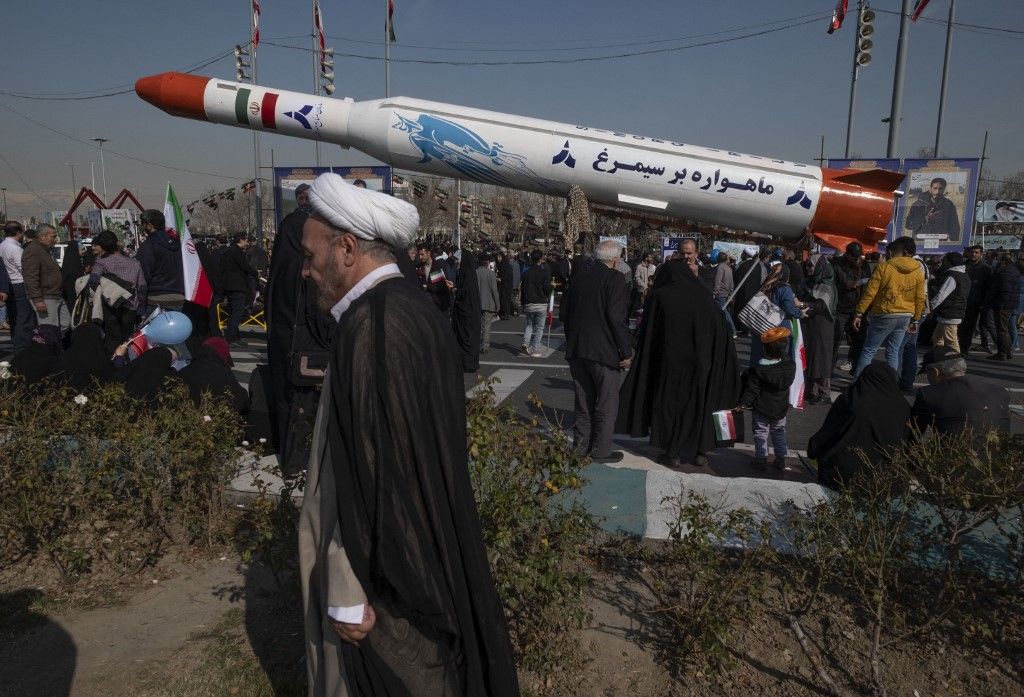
[136,72,903,249]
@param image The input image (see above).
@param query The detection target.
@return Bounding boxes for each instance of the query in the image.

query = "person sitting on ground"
[49,323,115,391]
[737,327,795,471]
[911,345,1010,437]
[807,363,912,490]
[174,337,249,414]
[10,324,63,386]
[115,346,176,404]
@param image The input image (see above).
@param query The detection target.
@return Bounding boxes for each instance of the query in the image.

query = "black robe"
[50,323,115,391]
[11,325,63,385]
[616,260,742,461]
[325,277,519,696]
[265,208,335,474]
[451,251,482,373]
[60,239,83,309]
[807,363,911,489]
[115,347,174,403]
[174,346,250,413]
[496,258,513,319]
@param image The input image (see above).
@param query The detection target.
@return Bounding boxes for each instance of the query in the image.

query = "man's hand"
[852,315,862,332]
[908,321,918,335]
[330,604,376,646]
[444,279,455,290]
[619,357,632,370]
[34,300,47,317]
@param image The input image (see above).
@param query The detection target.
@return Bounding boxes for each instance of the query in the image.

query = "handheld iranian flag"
[546,289,555,327]
[788,318,806,409]
[712,409,739,442]
[164,183,213,307]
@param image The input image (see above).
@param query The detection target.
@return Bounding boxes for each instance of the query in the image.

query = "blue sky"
[1,0,1021,220]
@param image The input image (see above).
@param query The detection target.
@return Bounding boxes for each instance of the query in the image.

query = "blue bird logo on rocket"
[393,113,550,190]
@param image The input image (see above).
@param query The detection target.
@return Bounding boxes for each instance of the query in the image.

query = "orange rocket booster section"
[135,72,902,249]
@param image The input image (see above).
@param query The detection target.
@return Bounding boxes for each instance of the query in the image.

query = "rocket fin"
[830,168,905,192]
[813,229,886,253]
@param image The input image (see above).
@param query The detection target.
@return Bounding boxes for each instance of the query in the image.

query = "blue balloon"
[143,311,193,346]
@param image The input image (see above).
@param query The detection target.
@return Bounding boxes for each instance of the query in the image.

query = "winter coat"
[21,240,62,301]
[855,256,926,320]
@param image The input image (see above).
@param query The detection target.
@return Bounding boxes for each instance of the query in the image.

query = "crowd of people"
[0,215,256,413]
[1,171,1017,695]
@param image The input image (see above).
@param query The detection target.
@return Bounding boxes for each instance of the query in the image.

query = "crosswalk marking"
[467,368,533,404]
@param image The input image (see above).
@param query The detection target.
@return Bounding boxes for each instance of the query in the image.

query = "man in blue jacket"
[135,209,185,313]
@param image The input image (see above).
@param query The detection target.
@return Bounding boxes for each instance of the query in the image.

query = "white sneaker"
[837,361,852,372]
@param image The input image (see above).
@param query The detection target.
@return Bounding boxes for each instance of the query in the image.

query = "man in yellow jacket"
[851,236,927,379]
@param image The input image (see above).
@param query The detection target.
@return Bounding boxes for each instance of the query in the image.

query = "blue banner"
[273,165,393,225]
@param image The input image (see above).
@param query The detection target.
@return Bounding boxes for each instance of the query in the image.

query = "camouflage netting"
[563,184,592,254]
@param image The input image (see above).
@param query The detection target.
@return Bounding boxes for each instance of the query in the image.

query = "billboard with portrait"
[976,200,1024,224]
[893,159,979,253]
[273,165,392,224]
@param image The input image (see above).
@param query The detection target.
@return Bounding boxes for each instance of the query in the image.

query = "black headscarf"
[50,323,114,390]
[807,363,911,489]
[116,347,174,403]
[174,343,249,413]
[11,325,63,385]
[617,258,742,461]
[451,250,482,373]
[60,239,83,308]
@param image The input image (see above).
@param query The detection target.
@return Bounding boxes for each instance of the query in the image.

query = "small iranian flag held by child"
[712,409,739,441]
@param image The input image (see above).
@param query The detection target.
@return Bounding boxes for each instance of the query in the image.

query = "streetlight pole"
[91,138,109,202]
[64,162,78,196]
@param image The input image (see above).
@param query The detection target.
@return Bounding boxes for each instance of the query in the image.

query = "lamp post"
[91,138,109,202]
[64,162,78,196]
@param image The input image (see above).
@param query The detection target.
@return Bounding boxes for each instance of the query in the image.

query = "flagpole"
[250,3,263,244]
[385,0,391,98]
[844,0,863,158]
[933,0,955,157]
[313,0,321,166]
[886,0,913,158]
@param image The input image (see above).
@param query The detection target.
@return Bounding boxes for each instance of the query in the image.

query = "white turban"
[308,173,419,248]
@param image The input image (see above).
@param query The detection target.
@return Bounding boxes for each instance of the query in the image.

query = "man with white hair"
[560,239,633,463]
[297,173,518,697]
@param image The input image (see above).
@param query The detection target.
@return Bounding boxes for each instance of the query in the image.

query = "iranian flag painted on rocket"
[164,183,213,307]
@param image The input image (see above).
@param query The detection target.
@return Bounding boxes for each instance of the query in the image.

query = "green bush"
[466,384,596,695]
[0,378,242,584]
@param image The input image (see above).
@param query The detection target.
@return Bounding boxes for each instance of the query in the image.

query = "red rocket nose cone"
[135,72,209,120]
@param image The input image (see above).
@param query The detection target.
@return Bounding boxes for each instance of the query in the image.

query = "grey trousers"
[34,296,71,332]
[480,310,498,350]
[569,358,620,457]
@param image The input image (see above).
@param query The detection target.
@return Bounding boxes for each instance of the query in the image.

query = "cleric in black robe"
[496,252,514,319]
[451,250,482,373]
[299,173,519,696]
[265,183,337,477]
[807,363,911,489]
[616,259,742,467]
